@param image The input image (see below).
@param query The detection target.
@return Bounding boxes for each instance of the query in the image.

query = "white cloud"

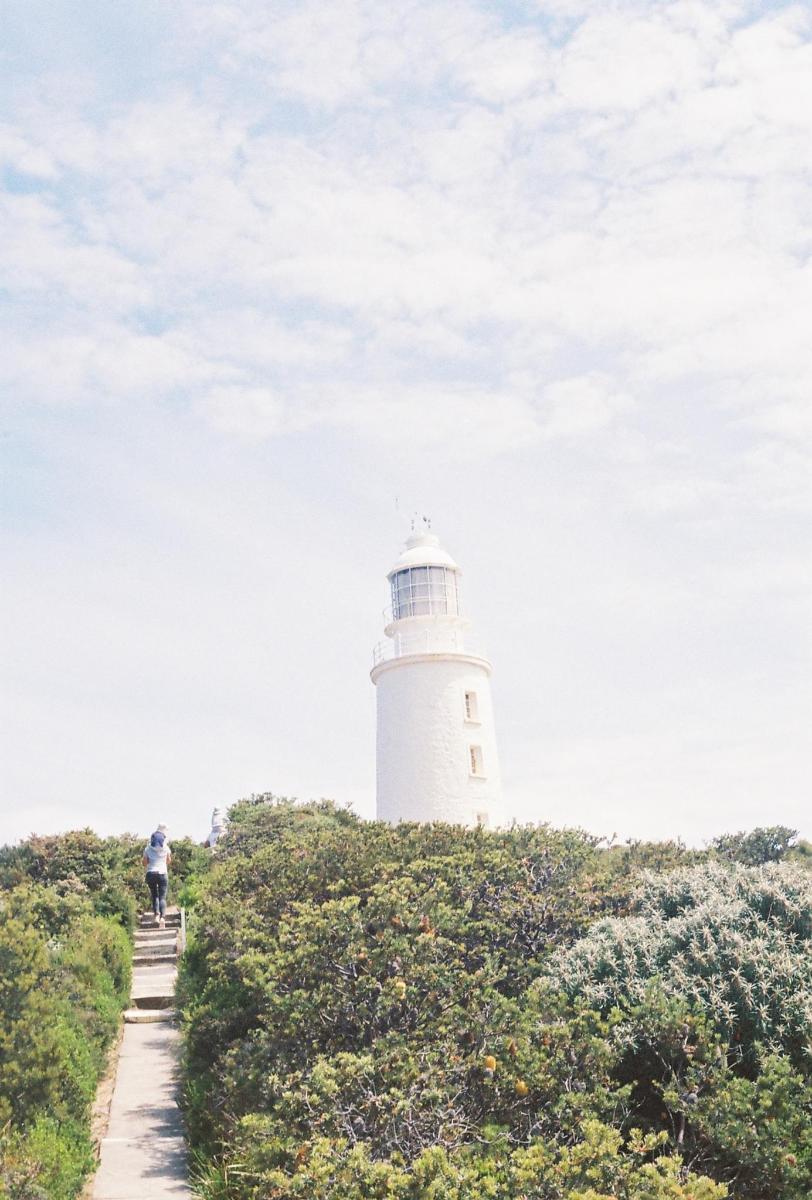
[0,126,57,178]
[542,373,633,437]
[328,384,543,456]
[553,12,713,112]
[3,0,811,470]
[2,0,811,842]
[200,385,312,437]
[0,328,219,405]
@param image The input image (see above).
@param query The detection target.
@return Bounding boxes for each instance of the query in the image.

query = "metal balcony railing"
[372,630,488,667]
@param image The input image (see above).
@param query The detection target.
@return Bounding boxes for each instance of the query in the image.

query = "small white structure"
[206,807,228,848]
[371,525,502,827]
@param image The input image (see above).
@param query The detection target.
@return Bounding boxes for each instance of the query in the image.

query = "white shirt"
[143,840,171,874]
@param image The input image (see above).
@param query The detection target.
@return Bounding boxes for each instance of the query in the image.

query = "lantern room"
[387,529,462,621]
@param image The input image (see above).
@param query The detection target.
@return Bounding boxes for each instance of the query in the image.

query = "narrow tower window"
[469,745,484,777]
[464,690,480,723]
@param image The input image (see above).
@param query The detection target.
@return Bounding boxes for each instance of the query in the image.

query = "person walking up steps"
[142,823,172,927]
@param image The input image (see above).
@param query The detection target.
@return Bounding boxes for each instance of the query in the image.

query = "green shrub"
[546,862,812,1063]
[0,910,59,1129]
[0,831,137,929]
[179,801,748,1199]
[0,818,213,1200]
[0,884,131,1200]
[0,828,206,932]
[0,1126,45,1200]
[544,862,812,1196]
[0,1117,94,1200]
[710,825,799,866]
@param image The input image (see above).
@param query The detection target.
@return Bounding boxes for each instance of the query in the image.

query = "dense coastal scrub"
[177,800,812,1199]
[0,886,129,1199]
[0,829,206,929]
[2,812,809,1199]
[0,827,204,1200]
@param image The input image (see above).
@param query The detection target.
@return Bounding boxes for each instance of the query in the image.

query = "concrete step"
[132,942,178,958]
[132,976,177,995]
[138,919,181,931]
[132,956,178,970]
[132,989,176,1004]
[132,969,176,986]
[132,993,174,1009]
[123,1007,176,1024]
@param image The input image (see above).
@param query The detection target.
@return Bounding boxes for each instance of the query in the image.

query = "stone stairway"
[92,907,192,1200]
[125,909,183,1024]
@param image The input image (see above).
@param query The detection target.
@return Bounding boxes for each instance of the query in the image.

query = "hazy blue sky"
[2,0,810,845]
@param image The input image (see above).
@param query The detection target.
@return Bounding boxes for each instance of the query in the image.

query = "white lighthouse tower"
[371,523,502,827]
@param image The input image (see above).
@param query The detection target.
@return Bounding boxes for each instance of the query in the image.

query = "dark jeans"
[145,871,168,917]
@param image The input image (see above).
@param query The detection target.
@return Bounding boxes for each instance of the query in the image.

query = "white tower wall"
[371,528,503,827]
[374,654,501,826]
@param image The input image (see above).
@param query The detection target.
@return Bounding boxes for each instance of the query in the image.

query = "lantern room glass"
[391,566,460,619]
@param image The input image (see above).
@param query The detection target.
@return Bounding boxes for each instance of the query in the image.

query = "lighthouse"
[371,524,502,827]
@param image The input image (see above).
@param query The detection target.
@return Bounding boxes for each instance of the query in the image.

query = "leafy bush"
[0,1116,95,1200]
[546,862,812,1062]
[788,837,812,864]
[5,808,809,1199]
[0,830,137,932]
[710,825,799,866]
[545,861,812,1195]
[0,876,131,1200]
[0,822,208,1200]
[0,827,208,936]
[178,800,728,1199]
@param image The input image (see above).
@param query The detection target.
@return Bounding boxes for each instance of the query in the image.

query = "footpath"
[92,908,193,1200]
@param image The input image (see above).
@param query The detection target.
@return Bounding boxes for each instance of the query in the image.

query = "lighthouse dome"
[387,530,461,621]
[387,530,459,576]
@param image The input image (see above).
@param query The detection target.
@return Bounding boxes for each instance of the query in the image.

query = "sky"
[1,0,810,847]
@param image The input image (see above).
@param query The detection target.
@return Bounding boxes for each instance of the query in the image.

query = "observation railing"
[372,629,488,667]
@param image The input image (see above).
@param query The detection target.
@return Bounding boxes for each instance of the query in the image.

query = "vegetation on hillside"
[2,809,809,1200]
[177,799,811,1199]
[0,827,202,1200]
[0,829,206,929]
